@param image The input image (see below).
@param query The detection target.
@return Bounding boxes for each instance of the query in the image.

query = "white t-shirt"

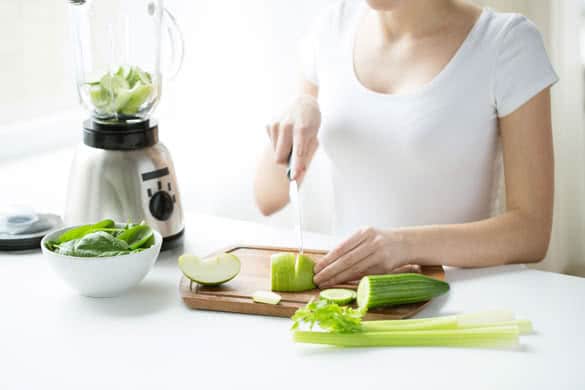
[300,1,558,236]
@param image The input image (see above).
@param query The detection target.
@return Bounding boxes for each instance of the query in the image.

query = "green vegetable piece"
[270,252,316,292]
[88,66,153,116]
[112,88,133,113]
[357,273,450,310]
[116,224,154,250]
[55,231,129,258]
[56,219,115,244]
[89,84,111,109]
[319,288,357,305]
[252,291,282,305]
[92,219,116,230]
[291,299,363,333]
[119,82,153,115]
[126,66,148,87]
[292,326,520,348]
[100,73,129,94]
[44,240,59,251]
[142,234,155,248]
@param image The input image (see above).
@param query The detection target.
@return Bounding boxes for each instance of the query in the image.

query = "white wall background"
[1,0,585,275]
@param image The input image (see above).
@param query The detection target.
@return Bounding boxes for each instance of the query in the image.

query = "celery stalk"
[361,316,458,332]
[458,319,533,334]
[360,310,521,333]
[293,326,520,348]
[362,318,532,334]
[456,310,515,326]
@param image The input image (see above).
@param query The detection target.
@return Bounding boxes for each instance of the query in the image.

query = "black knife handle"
[286,150,293,181]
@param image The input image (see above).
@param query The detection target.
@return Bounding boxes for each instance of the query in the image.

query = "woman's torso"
[306,1,551,235]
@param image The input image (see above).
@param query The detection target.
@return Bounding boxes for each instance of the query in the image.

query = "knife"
[286,152,304,255]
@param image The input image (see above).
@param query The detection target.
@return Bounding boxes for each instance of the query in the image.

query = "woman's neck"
[375,0,455,40]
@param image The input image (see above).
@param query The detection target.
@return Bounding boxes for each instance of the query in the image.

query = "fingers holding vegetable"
[313,227,406,288]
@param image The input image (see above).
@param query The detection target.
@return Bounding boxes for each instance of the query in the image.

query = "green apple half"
[179,253,241,286]
[270,252,316,292]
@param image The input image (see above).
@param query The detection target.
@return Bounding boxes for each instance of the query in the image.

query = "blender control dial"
[149,191,174,221]
[142,167,177,221]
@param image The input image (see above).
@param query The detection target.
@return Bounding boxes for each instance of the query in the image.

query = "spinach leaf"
[55,231,130,257]
[49,219,155,257]
[56,219,115,244]
[116,224,153,250]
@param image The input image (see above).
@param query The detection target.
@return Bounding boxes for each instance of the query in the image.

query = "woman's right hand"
[267,94,321,182]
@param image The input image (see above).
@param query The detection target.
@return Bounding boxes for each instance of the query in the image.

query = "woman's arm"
[254,81,320,216]
[314,88,554,287]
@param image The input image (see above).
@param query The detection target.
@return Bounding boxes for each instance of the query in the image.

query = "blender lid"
[83,118,159,150]
[0,212,63,251]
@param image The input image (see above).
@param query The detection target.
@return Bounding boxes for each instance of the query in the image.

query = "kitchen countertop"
[1,212,584,390]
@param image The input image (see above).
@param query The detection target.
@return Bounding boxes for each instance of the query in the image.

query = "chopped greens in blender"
[87,66,154,118]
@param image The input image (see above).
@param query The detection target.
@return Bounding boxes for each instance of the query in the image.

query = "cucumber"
[357,273,449,310]
[320,288,357,305]
[179,253,241,286]
[252,291,281,305]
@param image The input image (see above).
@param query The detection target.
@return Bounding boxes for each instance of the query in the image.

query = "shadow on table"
[296,343,534,356]
[415,293,456,318]
[66,279,177,318]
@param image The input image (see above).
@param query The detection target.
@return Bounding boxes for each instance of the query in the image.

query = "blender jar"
[69,0,183,122]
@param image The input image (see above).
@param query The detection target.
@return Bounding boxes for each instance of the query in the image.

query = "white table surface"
[1,212,584,390]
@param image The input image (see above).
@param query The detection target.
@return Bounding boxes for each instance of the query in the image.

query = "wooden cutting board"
[179,245,445,320]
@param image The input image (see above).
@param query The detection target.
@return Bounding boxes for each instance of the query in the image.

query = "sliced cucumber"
[320,288,357,305]
[252,291,281,305]
[178,253,241,286]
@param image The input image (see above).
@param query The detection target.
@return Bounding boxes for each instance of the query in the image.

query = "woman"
[254,0,557,288]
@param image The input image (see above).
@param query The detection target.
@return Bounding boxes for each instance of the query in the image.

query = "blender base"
[161,228,184,251]
[65,119,185,248]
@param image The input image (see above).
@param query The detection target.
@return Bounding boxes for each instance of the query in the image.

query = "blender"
[65,0,185,250]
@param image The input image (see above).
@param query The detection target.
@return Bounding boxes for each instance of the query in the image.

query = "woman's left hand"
[313,227,409,288]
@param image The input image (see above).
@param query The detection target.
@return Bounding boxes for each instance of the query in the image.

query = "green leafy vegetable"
[116,224,153,250]
[56,219,115,244]
[47,219,155,258]
[291,299,364,333]
[55,231,130,257]
[290,301,531,349]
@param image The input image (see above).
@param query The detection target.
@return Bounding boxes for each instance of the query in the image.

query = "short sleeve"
[298,3,339,86]
[298,16,321,86]
[494,16,558,117]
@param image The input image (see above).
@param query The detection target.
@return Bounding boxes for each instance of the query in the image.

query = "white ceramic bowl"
[41,224,162,298]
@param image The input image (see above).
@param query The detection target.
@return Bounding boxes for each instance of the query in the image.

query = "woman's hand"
[313,227,410,288]
[266,94,321,182]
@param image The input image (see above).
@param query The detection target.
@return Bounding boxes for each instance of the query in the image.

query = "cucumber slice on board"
[252,291,282,305]
[320,288,357,305]
[179,253,241,286]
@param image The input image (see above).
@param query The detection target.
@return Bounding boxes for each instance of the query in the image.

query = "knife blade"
[287,153,304,255]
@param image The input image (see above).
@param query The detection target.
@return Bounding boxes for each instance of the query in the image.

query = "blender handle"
[162,7,184,80]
